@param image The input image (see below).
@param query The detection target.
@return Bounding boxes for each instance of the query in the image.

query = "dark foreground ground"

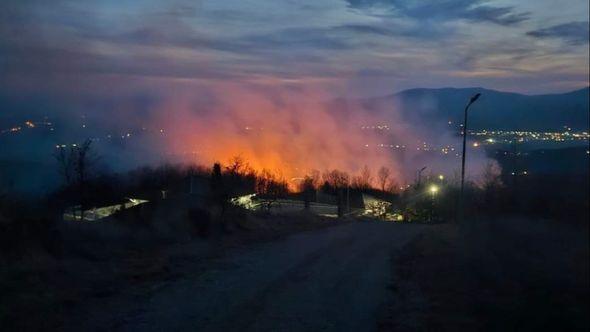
[62,222,425,331]
[383,219,589,331]
[1,211,343,331]
[2,216,588,331]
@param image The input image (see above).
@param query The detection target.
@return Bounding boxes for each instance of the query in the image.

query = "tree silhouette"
[54,139,98,220]
[299,175,316,210]
[377,166,391,192]
[352,165,372,190]
[256,170,288,213]
[209,162,228,217]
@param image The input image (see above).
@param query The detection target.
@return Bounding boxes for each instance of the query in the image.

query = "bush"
[0,215,61,258]
[188,208,211,238]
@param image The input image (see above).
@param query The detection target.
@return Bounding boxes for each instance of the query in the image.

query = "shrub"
[188,208,211,238]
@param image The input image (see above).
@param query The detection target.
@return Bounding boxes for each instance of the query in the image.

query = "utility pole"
[346,185,350,214]
[459,93,481,221]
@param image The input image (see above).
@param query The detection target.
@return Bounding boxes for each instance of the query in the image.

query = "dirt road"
[67,222,426,332]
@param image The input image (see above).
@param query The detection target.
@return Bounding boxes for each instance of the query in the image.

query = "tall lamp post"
[416,166,427,188]
[429,184,439,222]
[459,93,481,220]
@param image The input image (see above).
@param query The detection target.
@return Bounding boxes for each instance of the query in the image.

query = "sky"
[1,0,588,99]
[0,0,588,184]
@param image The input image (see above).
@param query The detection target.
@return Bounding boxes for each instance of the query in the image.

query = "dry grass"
[0,204,344,331]
[381,219,589,331]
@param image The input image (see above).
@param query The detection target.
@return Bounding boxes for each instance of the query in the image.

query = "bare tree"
[377,166,391,192]
[322,169,349,189]
[226,155,247,176]
[309,169,322,189]
[210,162,227,213]
[256,169,288,213]
[299,175,316,210]
[480,161,503,191]
[54,146,75,187]
[74,139,98,220]
[75,140,94,186]
[386,178,400,194]
[224,155,254,195]
[54,139,98,220]
[352,165,372,190]
[322,169,350,217]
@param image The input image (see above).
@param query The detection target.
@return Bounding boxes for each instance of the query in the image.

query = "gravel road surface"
[67,222,425,332]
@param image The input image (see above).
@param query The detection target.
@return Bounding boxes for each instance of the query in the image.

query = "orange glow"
[151,85,408,187]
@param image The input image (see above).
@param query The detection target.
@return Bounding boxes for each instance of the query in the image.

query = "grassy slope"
[0,208,344,331]
[381,219,589,331]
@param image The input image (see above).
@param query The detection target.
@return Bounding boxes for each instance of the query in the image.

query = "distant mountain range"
[380,87,589,131]
[2,86,588,133]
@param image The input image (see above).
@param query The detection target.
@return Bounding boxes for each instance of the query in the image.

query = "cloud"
[464,5,529,25]
[0,0,587,101]
[339,24,397,36]
[527,21,590,45]
[345,0,530,26]
[337,20,456,40]
[243,27,353,51]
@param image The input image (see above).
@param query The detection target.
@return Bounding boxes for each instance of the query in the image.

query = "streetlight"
[429,184,439,197]
[429,184,439,222]
[416,166,427,188]
[459,92,481,221]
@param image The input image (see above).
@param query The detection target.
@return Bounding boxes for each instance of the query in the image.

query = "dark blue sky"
[0,0,588,122]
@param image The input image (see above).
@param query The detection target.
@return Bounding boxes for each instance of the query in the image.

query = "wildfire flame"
[152,85,405,186]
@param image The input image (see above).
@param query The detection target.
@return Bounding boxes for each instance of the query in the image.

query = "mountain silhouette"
[386,87,589,131]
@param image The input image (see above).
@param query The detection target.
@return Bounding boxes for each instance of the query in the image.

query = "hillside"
[386,87,589,131]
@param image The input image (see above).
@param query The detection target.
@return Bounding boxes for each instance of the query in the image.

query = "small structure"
[64,198,149,222]
[230,193,339,216]
[362,194,403,221]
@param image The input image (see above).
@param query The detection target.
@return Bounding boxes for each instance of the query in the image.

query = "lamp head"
[469,93,481,105]
[429,185,439,194]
